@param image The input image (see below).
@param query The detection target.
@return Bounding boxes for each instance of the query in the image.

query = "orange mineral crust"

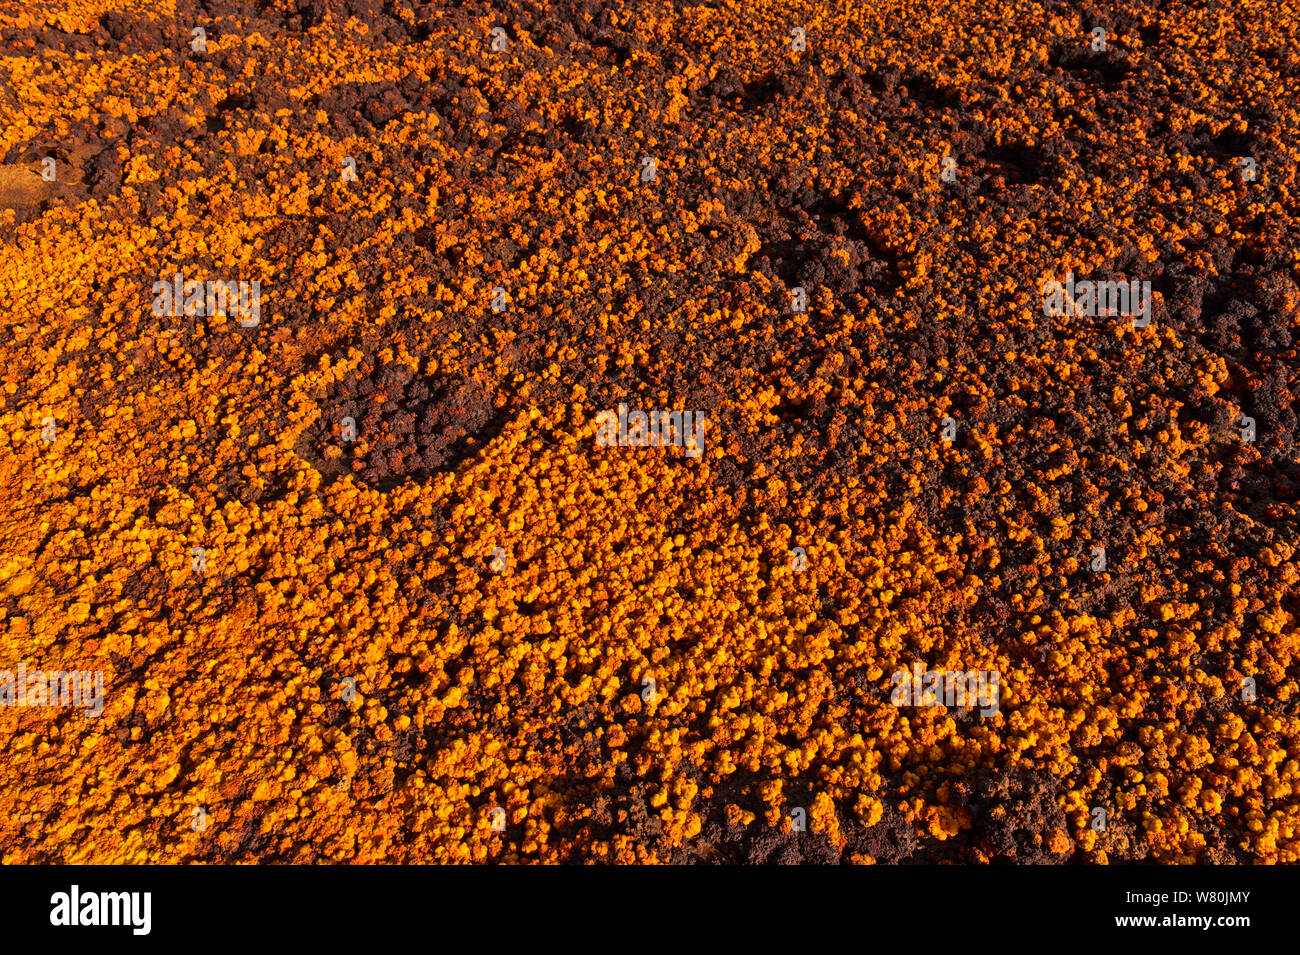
[1,0,1298,863]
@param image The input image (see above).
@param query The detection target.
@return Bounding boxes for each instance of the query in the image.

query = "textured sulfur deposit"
[1,0,1297,863]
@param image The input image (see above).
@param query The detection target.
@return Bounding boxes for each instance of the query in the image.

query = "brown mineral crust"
[308,361,508,489]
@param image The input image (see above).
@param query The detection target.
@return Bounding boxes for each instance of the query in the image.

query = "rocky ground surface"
[1,0,1297,862]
